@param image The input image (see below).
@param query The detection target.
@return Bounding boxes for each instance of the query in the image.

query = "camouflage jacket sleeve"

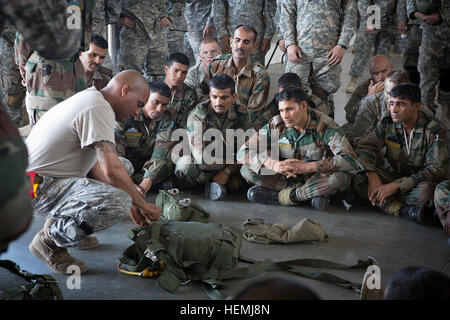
[338,0,357,49]
[263,0,276,39]
[440,0,450,26]
[247,69,271,114]
[213,0,229,39]
[280,0,298,48]
[166,0,187,24]
[355,121,386,172]
[351,94,383,140]
[315,118,363,174]
[406,0,417,20]
[397,0,407,21]
[395,126,449,194]
[142,119,176,181]
[344,79,370,124]
[275,0,283,40]
[357,0,371,20]
[105,0,121,24]
[4,0,81,60]
[14,32,32,72]
[236,123,273,174]
[113,120,128,158]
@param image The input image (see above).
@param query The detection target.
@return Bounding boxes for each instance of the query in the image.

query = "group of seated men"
[14,24,449,274]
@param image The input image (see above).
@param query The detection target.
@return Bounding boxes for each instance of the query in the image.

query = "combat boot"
[205,182,227,201]
[345,76,358,93]
[29,229,87,274]
[44,218,99,250]
[310,197,330,211]
[247,186,280,205]
[399,205,426,224]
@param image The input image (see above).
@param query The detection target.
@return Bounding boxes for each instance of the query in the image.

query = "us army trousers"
[174,155,242,191]
[352,167,436,216]
[186,31,203,64]
[349,27,391,78]
[33,176,132,247]
[240,165,351,202]
[285,49,342,95]
[434,180,449,227]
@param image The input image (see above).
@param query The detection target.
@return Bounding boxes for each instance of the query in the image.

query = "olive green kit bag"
[155,189,210,222]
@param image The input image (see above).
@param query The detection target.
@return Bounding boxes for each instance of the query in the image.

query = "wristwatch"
[338,44,347,50]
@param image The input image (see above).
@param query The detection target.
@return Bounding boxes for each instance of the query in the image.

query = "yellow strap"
[117,262,165,278]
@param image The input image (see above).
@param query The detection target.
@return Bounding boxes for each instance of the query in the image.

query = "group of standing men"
[0,0,449,276]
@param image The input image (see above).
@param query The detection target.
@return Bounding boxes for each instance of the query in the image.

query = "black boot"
[310,197,330,211]
[205,182,227,201]
[247,186,279,205]
[399,205,427,224]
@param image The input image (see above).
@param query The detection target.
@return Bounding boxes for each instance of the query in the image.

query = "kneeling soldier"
[174,73,251,200]
[238,87,362,210]
[353,83,449,224]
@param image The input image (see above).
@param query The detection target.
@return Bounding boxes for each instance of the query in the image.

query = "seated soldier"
[26,71,161,274]
[353,83,449,224]
[78,34,113,91]
[204,24,271,126]
[174,74,251,200]
[238,88,362,210]
[163,52,198,129]
[344,70,410,144]
[344,55,394,124]
[115,81,175,197]
[184,38,222,102]
[434,180,450,236]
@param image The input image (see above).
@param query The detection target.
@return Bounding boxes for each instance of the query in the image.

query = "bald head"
[101,70,150,122]
[369,55,394,83]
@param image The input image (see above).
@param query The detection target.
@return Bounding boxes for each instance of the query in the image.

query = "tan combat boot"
[345,76,358,93]
[44,218,99,250]
[29,229,87,274]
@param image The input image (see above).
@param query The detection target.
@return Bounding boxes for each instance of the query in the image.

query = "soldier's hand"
[367,172,383,205]
[423,12,441,25]
[375,182,398,206]
[118,16,135,29]
[160,17,172,28]
[368,80,384,96]
[221,36,231,53]
[327,45,345,66]
[364,27,375,35]
[397,19,407,34]
[260,39,271,54]
[213,170,230,185]
[203,24,215,38]
[287,45,302,64]
[129,205,146,226]
[279,39,286,53]
[140,203,162,223]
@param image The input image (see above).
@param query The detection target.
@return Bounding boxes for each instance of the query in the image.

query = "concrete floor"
[2,43,449,301]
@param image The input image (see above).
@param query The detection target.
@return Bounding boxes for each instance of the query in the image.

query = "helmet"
[415,0,438,15]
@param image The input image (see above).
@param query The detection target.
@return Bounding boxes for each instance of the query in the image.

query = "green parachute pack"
[0,260,63,300]
[415,0,439,15]
[118,220,377,299]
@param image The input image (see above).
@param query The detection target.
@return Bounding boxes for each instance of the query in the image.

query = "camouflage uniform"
[348,0,396,78]
[165,81,199,129]
[434,180,449,227]
[206,53,271,126]
[280,0,357,95]
[237,108,363,205]
[353,111,449,216]
[0,24,26,126]
[167,3,196,66]
[114,109,175,185]
[175,100,251,187]
[116,0,183,79]
[344,78,372,124]
[15,33,88,125]
[91,0,121,70]
[88,66,113,90]
[33,176,132,247]
[408,0,450,113]
[185,0,214,64]
[213,0,276,65]
[185,62,210,102]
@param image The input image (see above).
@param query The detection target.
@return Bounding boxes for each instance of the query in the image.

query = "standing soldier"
[175,74,251,200]
[167,2,196,66]
[115,81,175,197]
[346,0,397,93]
[205,25,271,128]
[116,0,183,79]
[213,0,276,66]
[280,0,357,118]
[353,83,448,224]
[185,0,215,64]
[0,24,27,127]
[238,88,362,210]
[407,0,450,124]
